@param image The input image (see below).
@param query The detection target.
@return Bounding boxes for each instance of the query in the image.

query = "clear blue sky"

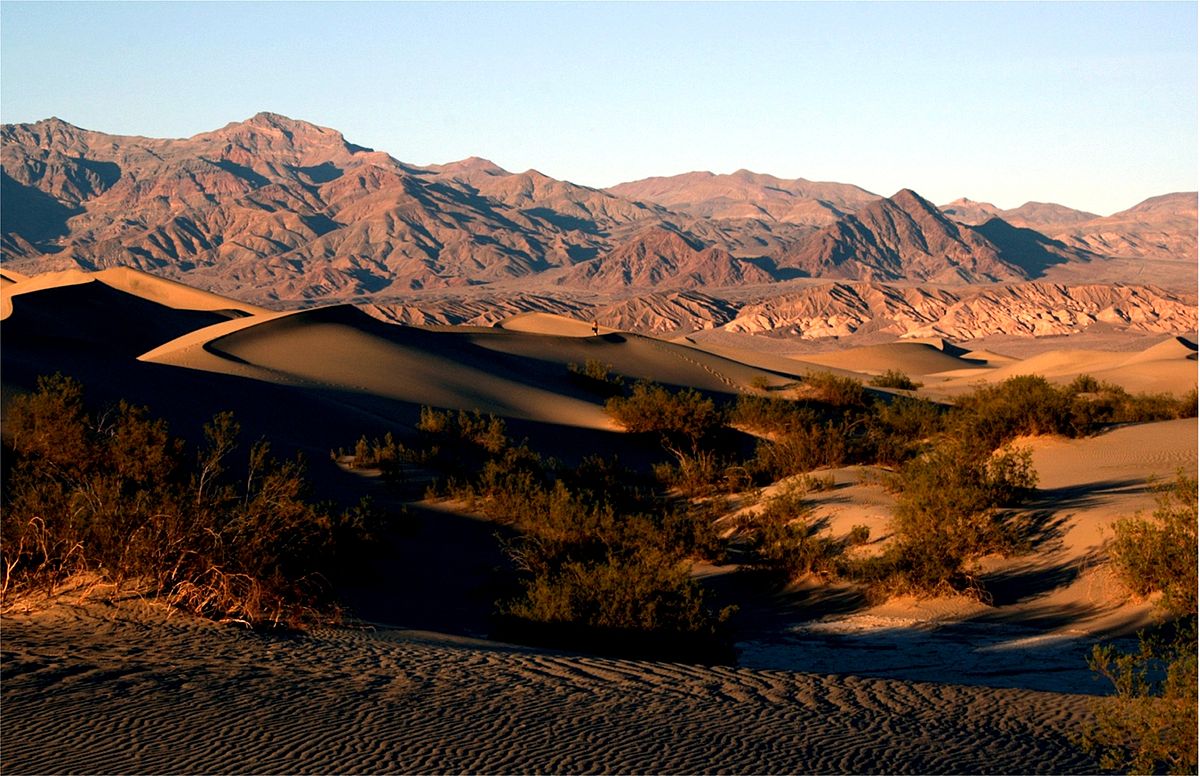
[2,1,1195,215]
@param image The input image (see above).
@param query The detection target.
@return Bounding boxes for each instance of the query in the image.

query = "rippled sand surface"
[3,603,1096,775]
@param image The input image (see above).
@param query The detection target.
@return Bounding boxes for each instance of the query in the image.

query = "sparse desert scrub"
[863,395,946,466]
[494,476,732,660]
[800,371,865,407]
[387,409,732,658]
[1081,619,1197,776]
[729,394,819,435]
[869,369,923,391]
[567,359,625,397]
[1065,377,1197,432]
[731,485,847,579]
[854,439,1036,598]
[952,375,1072,449]
[1106,472,1198,616]
[1,375,380,625]
[605,381,724,449]
[953,375,1196,450]
[746,421,847,482]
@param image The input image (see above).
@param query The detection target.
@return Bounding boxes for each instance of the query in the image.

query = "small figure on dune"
[592,320,599,336]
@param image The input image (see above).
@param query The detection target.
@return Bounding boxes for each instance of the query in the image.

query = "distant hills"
[2,112,1195,340]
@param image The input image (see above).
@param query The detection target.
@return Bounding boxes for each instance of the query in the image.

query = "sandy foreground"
[2,268,1197,774]
[3,599,1097,775]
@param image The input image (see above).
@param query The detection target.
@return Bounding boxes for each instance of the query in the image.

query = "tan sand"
[497,311,614,336]
[794,341,990,376]
[141,309,790,429]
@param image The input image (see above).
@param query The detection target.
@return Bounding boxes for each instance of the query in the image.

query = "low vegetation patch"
[730,485,848,579]
[855,440,1036,599]
[1079,473,1198,775]
[869,369,922,391]
[2,375,379,626]
[955,375,1196,450]
[567,359,625,397]
[800,371,865,407]
[348,405,732,661]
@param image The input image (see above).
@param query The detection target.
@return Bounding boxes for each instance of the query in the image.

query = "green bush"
[1108,473,1198,618]
[801,371,865,407]
[869,369,922,391]
[857,440,1036,598]
[864,396,945,466]
[732,486,846,578]
[502,543,729,638]
[1,375,378,625]
[953,375,1194,450]
[606,382,724,449]
[496,475,731,658]
[953,375,1071,450]
[729,395,817,436]
[1079,472,1198,774]
[748,421,846,481]
[1082,620,1198,775]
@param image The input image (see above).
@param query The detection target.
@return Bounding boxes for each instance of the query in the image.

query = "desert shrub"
[802,371,865,407]
[568,360,624,397]
[869,369,922,391]
[1107,473,1198,618]
[495,473,730,658]
[747,421,846,482]
[847,524,871,546]
[953,375,1071,449]
[606,381,724,448]
[856,439,1036,597]
[653,449,724,496]
[1065,378,1196,433]
[343,431,411,485]
[498,539,735,662]
[1,375,378,625]
[1078,472,1198,774]
[732,485,846,578]
[729,395,818,436]
[1082,619,1198,775]
[864,396,945,466]
[955,375,1195,448]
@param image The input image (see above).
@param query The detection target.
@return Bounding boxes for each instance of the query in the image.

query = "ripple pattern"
[2,606,1099,774]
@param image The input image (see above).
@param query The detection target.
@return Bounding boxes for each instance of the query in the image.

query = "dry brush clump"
[492,471,733,661]
[869,369,923,391]
[854,439,1037,599]
[729,485,849,580]
[567,359,625,397]
[955,374,1196,451]
[351,405,733,660]
[1080,473,1198,775]
[1,375,380,626]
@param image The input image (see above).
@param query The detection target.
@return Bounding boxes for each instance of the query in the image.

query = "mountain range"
[2,112,1195,339]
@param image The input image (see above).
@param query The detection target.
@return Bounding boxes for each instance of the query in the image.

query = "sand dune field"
[2,268,1196,774]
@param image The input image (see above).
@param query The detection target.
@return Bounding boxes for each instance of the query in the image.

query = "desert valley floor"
[1,267,1196,774]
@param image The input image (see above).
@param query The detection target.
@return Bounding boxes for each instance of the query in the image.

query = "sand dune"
[925,338,1198,395]
[497,311,613,336]
[795,341,989,376]
[142,305,617,429]
[0,266,265,321]
[142,304,788,428]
